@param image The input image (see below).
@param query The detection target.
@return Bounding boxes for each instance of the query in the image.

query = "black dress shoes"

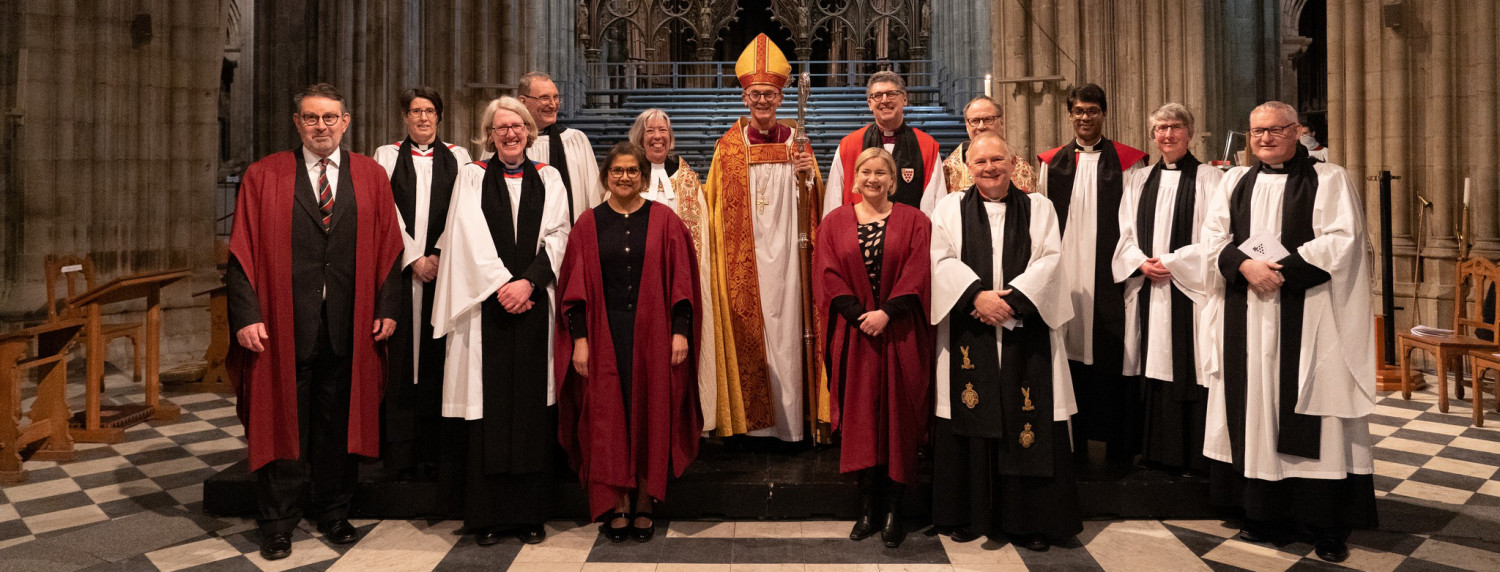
[475,527,506,546]
[630,514,656,543]
[317,519,360,545]
[1314,537,1350,563]
[1019,534,1050,552]
[519,525,547,544]
[602,512,630,543]
[259,532,293,560]
[1236,520,1281,545]
[945,527,980,543]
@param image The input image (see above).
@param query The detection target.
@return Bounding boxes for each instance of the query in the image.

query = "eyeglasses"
[298,113,345,127]
[1152,122,1188,134]
[965,115,1000,127]
[520,94,562,105]
[407,108,438,117]
[488,123,526,134]
[1248,122,1299,138]
[609,167,641,177]
[745,91,780,102]
[1069,107,1102,119]
[643,127,671,136]
[867,90,905,102]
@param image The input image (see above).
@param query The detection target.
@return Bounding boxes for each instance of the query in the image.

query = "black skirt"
[1209,460,1379,534]
[1140,376,1209,473]
[931,417,1083,541]
[438,407,557,530]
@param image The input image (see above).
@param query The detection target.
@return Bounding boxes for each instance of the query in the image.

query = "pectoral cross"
[756,188,770,214]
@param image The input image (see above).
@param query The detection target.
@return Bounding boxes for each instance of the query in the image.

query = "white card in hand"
[1238,232,1290,262]
[1002,317,1019,330]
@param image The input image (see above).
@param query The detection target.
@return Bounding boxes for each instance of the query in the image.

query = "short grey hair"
[1250,101,1298,125]
[967,132,1012,159]
[866,70,906,95]
[518,71,553,97]
[962,96,1002,118]
[472,96,538,153]
[627,109,675,153]
[1149,103,1195,136]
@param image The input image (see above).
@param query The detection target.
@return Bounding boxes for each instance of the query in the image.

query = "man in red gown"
[226,82,404,561]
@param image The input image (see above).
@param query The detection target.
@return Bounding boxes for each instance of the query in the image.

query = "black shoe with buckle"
[317,519,360,545]
[601,512,630,543]
[259,531,293,560]
[519,525,547,544]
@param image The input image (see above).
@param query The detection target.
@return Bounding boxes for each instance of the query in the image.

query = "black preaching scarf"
[1135,154,1202,393]
[1045,138,1128,372]
[664,154,681,177]
[862,123,925,210]
[1217,144,1326,465]
[539,123,576,220]
[949,185,1056,477]
[476,158,553,474]
[391,138,459,255]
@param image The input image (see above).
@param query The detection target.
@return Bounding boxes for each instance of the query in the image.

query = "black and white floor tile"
[2,372,1498,571]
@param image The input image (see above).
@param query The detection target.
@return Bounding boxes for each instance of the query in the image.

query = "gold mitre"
[735,34,790,89]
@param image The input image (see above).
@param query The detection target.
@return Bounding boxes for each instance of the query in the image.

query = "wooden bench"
[0,320,83,483]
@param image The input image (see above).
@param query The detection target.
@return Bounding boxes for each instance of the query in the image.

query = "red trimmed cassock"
[823,125,945,216]
[555,201,703,521]
[815,203,933,483]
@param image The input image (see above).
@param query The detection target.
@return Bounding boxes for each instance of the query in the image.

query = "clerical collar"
[1075,138,1102,152]
[979,189,1008,202]
[500,159,525,175]
[413,142,432,152]
[1162,160,1180,171]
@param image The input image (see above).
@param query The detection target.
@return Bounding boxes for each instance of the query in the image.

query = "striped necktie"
[317,157,333,231]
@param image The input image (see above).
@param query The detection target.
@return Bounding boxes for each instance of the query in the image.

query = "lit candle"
[1464,177,1471,207]
[984,74,992,98]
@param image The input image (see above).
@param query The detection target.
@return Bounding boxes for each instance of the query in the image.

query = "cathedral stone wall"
[1328,0,1499,334]
[1,1,223,365]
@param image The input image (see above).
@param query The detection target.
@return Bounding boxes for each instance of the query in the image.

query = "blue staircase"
[565,85,968,177]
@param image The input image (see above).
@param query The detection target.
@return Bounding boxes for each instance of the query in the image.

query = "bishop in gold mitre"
[700,34,826,441]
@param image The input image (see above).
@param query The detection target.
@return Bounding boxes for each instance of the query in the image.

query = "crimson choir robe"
[555,202,703,521]
[228,150,404,471]
[815,203,933,484]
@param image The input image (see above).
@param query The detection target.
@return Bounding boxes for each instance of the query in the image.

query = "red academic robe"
[555,202,703,520]
[227,150,404,472]
[815,203,934,484]
[837,125,941,205]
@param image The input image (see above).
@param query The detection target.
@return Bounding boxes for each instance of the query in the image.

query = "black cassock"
[438,159,559,530]
[931,188,1082,541]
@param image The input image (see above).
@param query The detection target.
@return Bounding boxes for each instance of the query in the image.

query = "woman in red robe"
[556,142,702,543]
[815,147,934,548]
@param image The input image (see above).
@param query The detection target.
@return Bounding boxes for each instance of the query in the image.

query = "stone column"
[1463,0,1500,258]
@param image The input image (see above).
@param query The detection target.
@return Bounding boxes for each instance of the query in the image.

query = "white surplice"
[742,149,807,441]
[929,191,1076,422]
[374,141,473,382]
[430,163,571,420]
[1198,163,1376,481]
[527,127,603,222]
[823,139,947,217]
[1037,149,1145,366]
[1110,163,1223,380]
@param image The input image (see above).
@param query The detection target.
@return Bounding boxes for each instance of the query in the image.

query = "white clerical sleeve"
[564,129,604,217]
[919,158,947,216]
[1111,168,1151,283]
[1196,167,1245,389]
[1008,195,1072,331]
[1293,164,1375,419]
[929,194,982,324]
[1159,166,1225,305]
[374,145,424,269]
[431,165,514,337]
[822,146,847,217]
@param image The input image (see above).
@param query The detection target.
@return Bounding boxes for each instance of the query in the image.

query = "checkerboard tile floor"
[2,372,1497,571]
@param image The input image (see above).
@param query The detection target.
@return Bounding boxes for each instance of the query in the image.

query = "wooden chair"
[44,254,143,383]
[1398,257,1500,417]
[1466,349,1500,427]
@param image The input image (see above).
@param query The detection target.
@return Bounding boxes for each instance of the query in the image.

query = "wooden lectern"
[1,319,84,483]
[65,269,189,443]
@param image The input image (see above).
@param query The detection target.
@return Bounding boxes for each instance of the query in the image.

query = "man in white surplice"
[519,71,602,222]
[1199,101,1376,564]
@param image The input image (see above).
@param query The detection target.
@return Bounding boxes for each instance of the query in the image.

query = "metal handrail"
[583,59,945,108]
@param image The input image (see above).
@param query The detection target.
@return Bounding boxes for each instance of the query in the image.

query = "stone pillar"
[1463,0,1499,258]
